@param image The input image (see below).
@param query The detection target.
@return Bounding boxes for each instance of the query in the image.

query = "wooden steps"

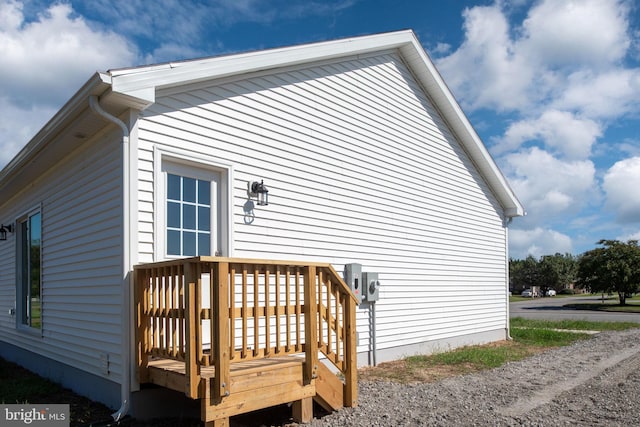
[135,258,358,427]
[314,362,345,412]
[147,356,346,426]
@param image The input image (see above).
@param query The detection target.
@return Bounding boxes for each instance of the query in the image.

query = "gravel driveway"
[308,328,640,426]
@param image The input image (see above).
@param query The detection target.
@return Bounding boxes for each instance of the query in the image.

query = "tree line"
[510,239,640,305]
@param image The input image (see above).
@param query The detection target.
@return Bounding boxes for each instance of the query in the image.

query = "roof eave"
[110,30,416,97]
[108,30,524,218]
[1,30,524,219]
[0,73,110,183]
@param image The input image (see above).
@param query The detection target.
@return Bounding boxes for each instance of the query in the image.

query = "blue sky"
[1,0,639,259]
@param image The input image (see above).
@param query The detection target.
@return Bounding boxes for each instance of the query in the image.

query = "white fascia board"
[110,30,416,96]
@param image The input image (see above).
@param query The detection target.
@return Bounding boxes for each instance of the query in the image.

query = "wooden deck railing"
[134,257,357,406]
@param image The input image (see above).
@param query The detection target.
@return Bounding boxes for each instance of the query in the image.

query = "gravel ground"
[306,328,640,427]
[41,328,638,426]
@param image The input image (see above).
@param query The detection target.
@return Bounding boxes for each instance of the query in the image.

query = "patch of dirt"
[357,339,548,384]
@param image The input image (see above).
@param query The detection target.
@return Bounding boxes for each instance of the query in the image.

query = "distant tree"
[510,253,577,294]
[539,253,577,292]
[576,240,640,305]
[510,255,541,291]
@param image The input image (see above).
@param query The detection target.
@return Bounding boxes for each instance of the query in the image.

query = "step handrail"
[134,257,357,405]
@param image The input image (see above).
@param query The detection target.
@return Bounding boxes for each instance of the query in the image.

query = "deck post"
[343,294,358,407]
[303,265,318,384]
[134,267,149,383]
[292,397,313,423]
[213,261,230,401]
[184,261,200,399]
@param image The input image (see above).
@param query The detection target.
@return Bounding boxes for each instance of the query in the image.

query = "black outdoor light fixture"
[0,224,14,241]
[250,180,269,206]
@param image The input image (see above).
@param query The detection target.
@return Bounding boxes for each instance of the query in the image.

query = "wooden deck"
[134,258,357,426]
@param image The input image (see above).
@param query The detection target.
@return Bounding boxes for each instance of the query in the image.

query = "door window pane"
[167,230,180,256]
[183,177,196,203]
[198,181,210,205]
[198,206,210,231]
[198,232,210,255]
[183,204,196,230]
[166,172,212,257]
[167,202,181,228]
[167,174,181,200]
[183,231,196,256]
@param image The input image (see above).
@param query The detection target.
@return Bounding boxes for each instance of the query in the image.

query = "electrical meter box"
[343,263,362,304]
[362,272,380,302]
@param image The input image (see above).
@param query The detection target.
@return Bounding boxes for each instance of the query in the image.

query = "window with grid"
[166,173,211,256]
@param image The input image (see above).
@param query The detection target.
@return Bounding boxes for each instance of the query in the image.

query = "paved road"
[510,295,640,323]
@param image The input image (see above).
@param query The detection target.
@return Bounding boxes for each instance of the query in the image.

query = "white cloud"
[509,227,573,259]
[436,0,639,257]
[436,0,637,117]
[0,96,56,168]
[0,0,138,168]
[503,147,597,221]
[518,0,631,69]
[435,4,533,111]
[73,0,358,60]
[496,110,601,160]
[554,69,640,118]
[431,42,451,55]
[145,43,208,65]
[620,230,640,241]
[0,1,137,106]
[603,157,640,223]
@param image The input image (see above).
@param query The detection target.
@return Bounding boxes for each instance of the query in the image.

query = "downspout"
[504,215,513,340]
[89,96,131,421]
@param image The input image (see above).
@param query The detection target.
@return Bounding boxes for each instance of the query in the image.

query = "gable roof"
[0,30,524,217]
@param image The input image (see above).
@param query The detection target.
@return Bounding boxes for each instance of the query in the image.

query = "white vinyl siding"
[137,51,507,360]
[0,129,124,379]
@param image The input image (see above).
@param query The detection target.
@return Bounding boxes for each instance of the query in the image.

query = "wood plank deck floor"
[148,356,304,377]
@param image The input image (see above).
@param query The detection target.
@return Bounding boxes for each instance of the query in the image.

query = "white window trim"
[154,147,233,261]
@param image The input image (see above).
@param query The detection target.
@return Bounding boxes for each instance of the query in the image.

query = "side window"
[18,210,42,329]
[166,173,211,256]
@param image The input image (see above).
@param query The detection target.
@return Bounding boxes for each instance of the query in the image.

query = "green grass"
[509,317,640,331]
[509,326,591,346]
[360,317,640,383]
[407,341,531,370]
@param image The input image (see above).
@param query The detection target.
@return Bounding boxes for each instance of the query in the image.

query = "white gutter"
[89,96,131,421]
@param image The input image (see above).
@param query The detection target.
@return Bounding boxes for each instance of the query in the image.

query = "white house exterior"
[0,30,523,415]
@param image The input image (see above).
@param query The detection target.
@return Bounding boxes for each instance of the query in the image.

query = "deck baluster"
[134,257,358,425]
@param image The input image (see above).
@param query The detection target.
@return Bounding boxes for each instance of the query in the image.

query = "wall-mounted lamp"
[250,180,269,206]
[0,224,14,241]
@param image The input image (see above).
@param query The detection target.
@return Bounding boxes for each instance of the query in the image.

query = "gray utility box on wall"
[343,263,363,304]
[362,272,380,302]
